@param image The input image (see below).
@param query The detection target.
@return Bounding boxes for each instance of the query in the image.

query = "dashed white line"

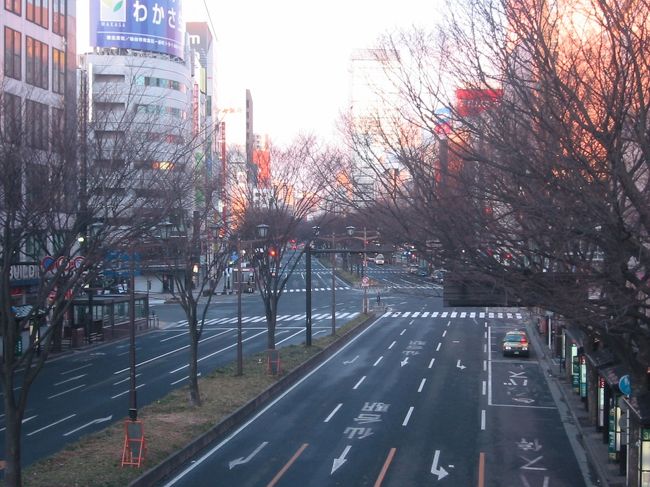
[48,384,86,399]
[482,381,487,395]
[111,383,145,399]
[418,379,426,393]
[436,343,442,352]
[400,329,406,336]
[388,341,396,350]
[324,403,342,423]
[373,356,384,366]
[428,358,435,369]
[402,406,415,426]
[27,414,76,436]
[442,330,447,337]
[353,376,366,390]
[481,409,486,430]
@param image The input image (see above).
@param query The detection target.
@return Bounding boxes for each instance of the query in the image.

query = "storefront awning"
[586,348,617,369]
[11,305,46,320]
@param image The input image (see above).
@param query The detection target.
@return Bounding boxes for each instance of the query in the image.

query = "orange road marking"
[267,443,309,487]
[374,447,397,487]
[478,451,486,487]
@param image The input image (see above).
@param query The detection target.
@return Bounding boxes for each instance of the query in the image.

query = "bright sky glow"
[187,0,444,145]
[78,1,445,146]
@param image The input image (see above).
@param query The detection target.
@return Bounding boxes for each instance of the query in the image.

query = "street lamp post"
[305,226,319,347]
[234,223,269,375]
[330,233,336,336]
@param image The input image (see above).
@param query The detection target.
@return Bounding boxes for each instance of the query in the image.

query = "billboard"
[455,88,503,117]
[90,0,185,59]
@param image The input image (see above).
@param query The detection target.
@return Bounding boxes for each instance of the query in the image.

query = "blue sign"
[90,0,186,59]
[619,375,632,396]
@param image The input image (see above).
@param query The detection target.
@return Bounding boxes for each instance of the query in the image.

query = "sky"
[186,0,445,145]
[79,0,445,146]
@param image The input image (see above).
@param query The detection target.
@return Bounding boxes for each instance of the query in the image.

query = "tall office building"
[2,0,78,305]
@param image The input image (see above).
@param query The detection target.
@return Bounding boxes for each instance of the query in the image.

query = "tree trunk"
[266,296,277,350]
[187,313,201,407]
[4,393,22,487]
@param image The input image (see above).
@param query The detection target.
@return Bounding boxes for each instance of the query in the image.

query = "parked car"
[502,330,530,357]
[375,253,385,265]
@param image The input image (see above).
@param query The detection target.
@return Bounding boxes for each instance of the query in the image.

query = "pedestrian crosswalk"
[171,310,524,328]
[381,311,523,320]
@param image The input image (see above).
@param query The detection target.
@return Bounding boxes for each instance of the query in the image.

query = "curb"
[128,312,379,487]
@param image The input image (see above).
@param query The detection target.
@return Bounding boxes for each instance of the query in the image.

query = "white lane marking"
[27,414,76,436]
[409,320,414,325]
[114,328,235,375]
[353,376,366,390]
[484,343,487,353]
[481,409,486,430]
[402,406,415,426]
[428,358,435,369]
[63,414,113,437]
[488,326,493,406]
[483,360,487,372]
[111,383,145,399]
[447,320,451,327]
[388,341,396,350]
[54,374,87,386]
[171,372,202,386]
[373,356,383,367]
[161,332,189,342]
[422,312,430,318]
[403,312,411,318]
[436,343,442,351]
[276,329,307,346]
[61,363,92,375]
[400,329,406,336]
[418,379,426,393]
[48,384,86,399]
[113,373,142,386]
[412,312,420,318]
[482,381,487,395]
[324,403,343,423]
[432,312,439,318]
[441,312,448,318]
[167,330,266,374]
[442,330,447,337]
[159,313,389,486]
[0,415,37,433]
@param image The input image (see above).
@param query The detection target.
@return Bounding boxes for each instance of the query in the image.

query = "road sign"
[361,276,370,287]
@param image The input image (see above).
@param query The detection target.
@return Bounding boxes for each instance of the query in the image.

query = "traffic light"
[268,247,277,258]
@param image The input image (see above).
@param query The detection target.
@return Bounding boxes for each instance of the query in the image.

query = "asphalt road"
[1,258,432,467]
[160,286,588,486]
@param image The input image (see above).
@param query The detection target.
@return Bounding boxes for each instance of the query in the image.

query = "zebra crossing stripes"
[172,310,524,328]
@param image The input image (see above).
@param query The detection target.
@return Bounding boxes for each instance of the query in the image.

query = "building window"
[26,99,49,149]
[2,93,22,144]
[26,36,49,89]
[4,0,21,15]
[52,0,64,35]
[4,27,21,80]
[27,0,49,29]
[52,47,64,94]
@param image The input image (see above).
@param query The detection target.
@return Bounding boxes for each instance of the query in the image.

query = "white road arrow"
[456,360,466,370]
[63,415,113,437]
[431,450,449,480]
[229,442,268,470]
[343,355,359,365]
[331,445,352,474]
[401,357,409,367]
[513,398,535,404]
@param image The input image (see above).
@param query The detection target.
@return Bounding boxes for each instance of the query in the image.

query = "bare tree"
[0,72,196,484]
[229,135,332,351]
[336,0,650,385]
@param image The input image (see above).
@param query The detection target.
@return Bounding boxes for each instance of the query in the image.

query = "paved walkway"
[529,315,627,487]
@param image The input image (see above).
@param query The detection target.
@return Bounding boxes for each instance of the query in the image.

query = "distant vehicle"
[375,254,385,265]
[417,268,429,277]
[431,269,447,284]
[502,330,530,357]
[408,264,419,274]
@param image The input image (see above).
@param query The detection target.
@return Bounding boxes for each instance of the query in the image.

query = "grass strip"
[20,315,369,487]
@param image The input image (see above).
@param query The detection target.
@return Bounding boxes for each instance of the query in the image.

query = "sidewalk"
[529,320,627,487]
